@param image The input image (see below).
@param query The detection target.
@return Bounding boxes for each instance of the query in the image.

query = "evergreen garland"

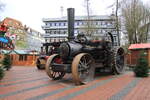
[2,54,12,71]
[0,67,5,80]
[134,51,149,77]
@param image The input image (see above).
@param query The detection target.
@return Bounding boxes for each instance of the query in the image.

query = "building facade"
[42,15,119,46]
[26,28,45,51]
[1,17,44,50]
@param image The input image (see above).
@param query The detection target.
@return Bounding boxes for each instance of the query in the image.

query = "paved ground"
[0,66,150,100]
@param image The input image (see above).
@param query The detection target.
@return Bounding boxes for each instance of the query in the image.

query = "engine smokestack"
[67,8,75,41]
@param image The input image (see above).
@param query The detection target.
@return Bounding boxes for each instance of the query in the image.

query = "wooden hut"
[0,50,38,66]
[127,43,150,67]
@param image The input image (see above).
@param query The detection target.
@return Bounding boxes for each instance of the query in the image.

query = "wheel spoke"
[86,60,92,66]
[82,56,87,65]
[52,72,55,77]
[58,72,62,76]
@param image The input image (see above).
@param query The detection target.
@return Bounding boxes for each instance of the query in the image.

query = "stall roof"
[128,43,150,50]
[1,50,38,55]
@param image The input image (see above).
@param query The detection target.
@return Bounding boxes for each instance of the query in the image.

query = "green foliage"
[133,52,149,77]
[0,67,5,80]
[2,54,12,71]
[121,0,150,44]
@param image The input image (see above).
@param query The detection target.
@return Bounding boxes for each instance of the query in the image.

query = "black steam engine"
[45,8,125,85]
[36,42,62,69]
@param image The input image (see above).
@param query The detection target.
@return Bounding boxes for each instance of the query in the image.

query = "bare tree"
[121,0,150,44]
[108,0,124,46]
[81,0,97,38]
[116,0,120,46]
[84,0,92,36]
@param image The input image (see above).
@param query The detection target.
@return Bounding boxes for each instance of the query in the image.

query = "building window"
[101,21,103,25]
[59,23,61,26]
[45,39,48,43]
[79,22,83,25]
[49,23,52,26]
[76,22,79,26]
[19,55,27,61]
[95,22,98,25]
[56,23,59,26]
[58,31,60,34]
[63,22,66,26]
[114,42,118,46]
[114,36,117,41]
[109,22,113,25]
[63,31,65,34]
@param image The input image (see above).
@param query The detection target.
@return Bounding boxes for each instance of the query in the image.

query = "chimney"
[67,8,75,41]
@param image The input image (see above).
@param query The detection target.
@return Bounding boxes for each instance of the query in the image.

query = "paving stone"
[0,67,150,100]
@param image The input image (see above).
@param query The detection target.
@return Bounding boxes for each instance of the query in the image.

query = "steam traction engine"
[45,8,125,85]
[36,42,63,69]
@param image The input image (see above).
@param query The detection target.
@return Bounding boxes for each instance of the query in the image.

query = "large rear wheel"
[112,48,125,74]
[45,54,65,80]
[72,53,94,85]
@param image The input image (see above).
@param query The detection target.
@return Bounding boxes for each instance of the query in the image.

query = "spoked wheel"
[46,54,65,80]
[72,53,94,85]
[112,47,125,74]
[36,59,41,69]
[36,58,45,69]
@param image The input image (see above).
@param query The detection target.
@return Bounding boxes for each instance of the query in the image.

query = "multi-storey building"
[42,15,119,46]
[26,28,45,51]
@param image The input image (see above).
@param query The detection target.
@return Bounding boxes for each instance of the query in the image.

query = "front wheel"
[72,53,94,85]
[45,54,65,80]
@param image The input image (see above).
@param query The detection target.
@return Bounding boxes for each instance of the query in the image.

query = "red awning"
[128,43,150,50]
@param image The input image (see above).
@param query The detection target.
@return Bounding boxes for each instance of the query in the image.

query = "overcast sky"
[1,0,149,33]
